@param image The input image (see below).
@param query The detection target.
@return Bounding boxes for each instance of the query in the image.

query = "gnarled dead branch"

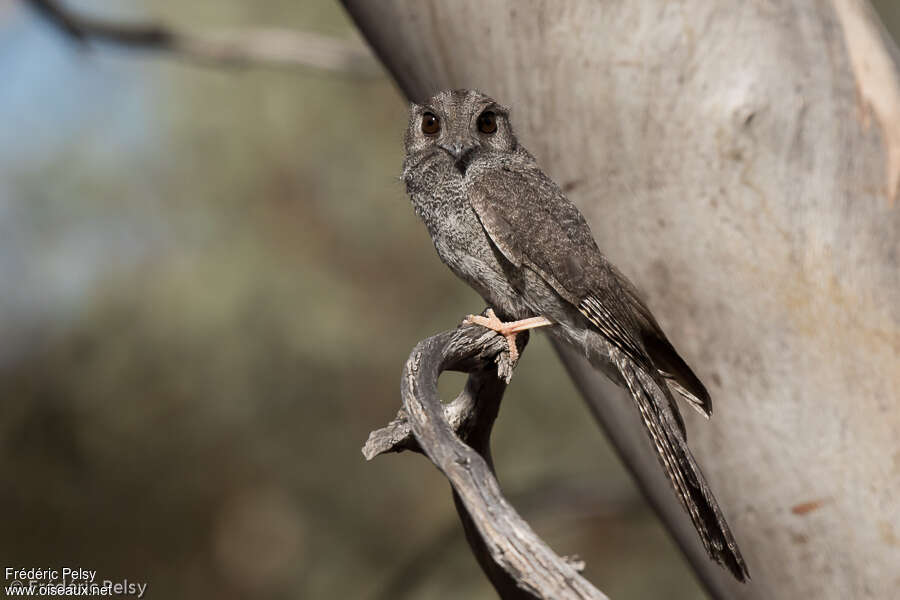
[364,322,608,600]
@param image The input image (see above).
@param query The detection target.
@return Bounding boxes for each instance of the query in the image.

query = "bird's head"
[403,89,516,178]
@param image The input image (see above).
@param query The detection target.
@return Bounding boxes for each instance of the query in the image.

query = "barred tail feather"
[610,348,750,582]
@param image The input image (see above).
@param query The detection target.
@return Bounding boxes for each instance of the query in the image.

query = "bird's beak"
[438,140,476,161]
[438,140,477,173]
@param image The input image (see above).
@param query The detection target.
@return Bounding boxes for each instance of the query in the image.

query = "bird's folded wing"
[467,166,689,437]
[466,165,603,303]
[467,166,711,418]
[466,165,647,364]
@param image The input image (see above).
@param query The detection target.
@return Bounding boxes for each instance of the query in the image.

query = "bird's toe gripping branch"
[464,308,552,363]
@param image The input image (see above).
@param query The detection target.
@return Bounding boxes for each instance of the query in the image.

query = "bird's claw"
[465,308,521,362]
[464,308,552,364]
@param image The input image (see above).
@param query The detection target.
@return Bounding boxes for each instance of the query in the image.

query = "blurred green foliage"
[2,1,896,599]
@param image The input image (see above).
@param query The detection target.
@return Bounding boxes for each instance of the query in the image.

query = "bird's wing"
[467,165,711,417]
[467,165,748,579]
[466,166,656,367]
[466,164,595,297]
[616,267,713,417]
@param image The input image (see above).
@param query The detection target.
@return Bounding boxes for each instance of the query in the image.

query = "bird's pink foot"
[464,308,552,362]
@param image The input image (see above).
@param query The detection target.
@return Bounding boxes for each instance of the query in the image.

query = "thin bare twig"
[24,0,381,76]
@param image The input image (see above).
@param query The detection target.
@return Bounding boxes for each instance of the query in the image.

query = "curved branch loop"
[365,321,608,600]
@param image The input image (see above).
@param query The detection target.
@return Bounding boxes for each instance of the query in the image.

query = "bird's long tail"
[610,348,750,582]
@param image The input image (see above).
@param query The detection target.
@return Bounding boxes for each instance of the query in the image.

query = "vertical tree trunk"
[341,1,900,598]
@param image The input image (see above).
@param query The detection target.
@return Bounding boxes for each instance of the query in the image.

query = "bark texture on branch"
[364,323,608,600]
[343,2,900,599]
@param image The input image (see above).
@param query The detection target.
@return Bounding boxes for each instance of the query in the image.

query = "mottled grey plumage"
[402,89,749,581]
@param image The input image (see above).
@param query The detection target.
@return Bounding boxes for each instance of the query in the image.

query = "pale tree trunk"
[341,1,900,598]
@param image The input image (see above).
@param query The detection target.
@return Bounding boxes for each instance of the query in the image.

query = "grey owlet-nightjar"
[401,89,749,582]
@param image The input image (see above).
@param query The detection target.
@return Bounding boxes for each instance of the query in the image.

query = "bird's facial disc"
[403,90,516,174]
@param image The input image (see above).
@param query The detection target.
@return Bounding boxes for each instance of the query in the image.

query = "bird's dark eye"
[477,111,497,134]
[421,112,440,135]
